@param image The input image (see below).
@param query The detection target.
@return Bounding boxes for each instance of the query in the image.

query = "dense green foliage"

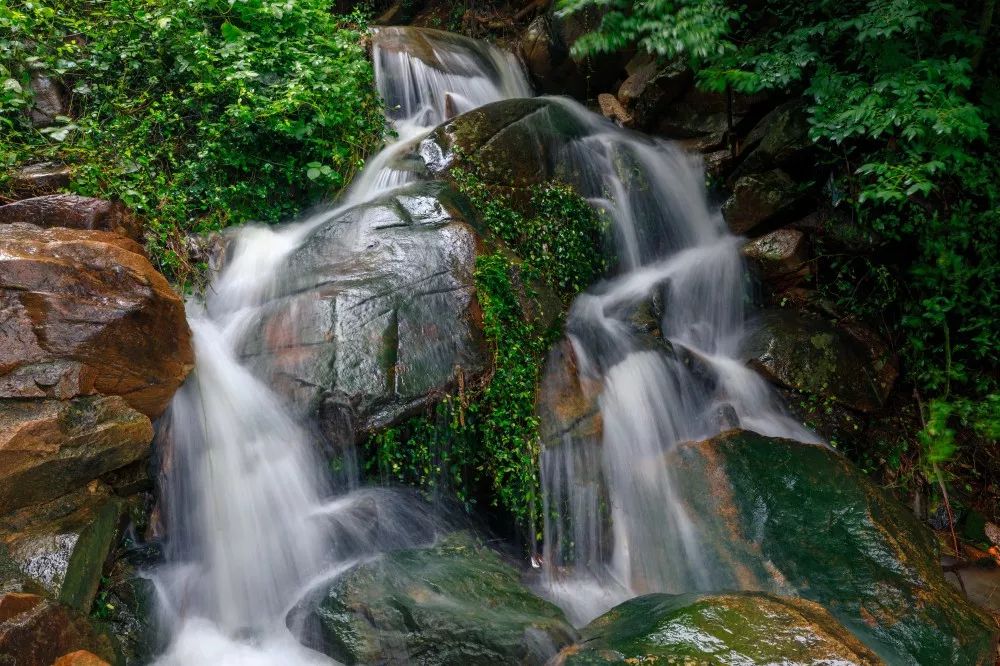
[367,179,605,539]
[561,0,998,505]
[0,0,384,280]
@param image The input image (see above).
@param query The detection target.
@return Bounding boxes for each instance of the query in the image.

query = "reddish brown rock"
[0,194,143,242]
[53,650,111,666]
[0,597,116,666]
[0,396,150,513]
[742,228,810,284]
[0,223,193,417]
[597,93,631,125]
[722,169,801,235]
[0,592,42,623]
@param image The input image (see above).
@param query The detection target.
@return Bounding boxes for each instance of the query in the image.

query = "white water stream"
[151,24,815,663]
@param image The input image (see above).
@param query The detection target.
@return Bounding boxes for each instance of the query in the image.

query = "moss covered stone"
[557,592,883,665]
[297,532,576,665]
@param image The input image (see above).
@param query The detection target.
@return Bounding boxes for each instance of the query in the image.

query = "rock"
[520,16,555,84]
[742,227,810,284]
[0,194,142,242]
[668,430,997,664]
[0,486,124,612]
[538,339,602,451]
[296,532,576,665]
[742,309,896,412]
[10,162,72,196]
[53,651,111,666]
[239,182,490,443]
[616,56,691,130]
[0,223,194,418]
[28,74,68,127]
[0,596,116,666]
[556,592,883,665]
[94,548,158,663]
[722,168,802,235]
[596,93,630,125]
[0,396,152,513]
[735,99,813,177]
[792,207,885,253]
[0,592,42,623]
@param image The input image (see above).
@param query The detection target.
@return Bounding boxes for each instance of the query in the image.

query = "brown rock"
[722,169,801,235]
[617,57,691,130]
[0,598,115,666]
[53,650,111,666]
[0,396,151,513]
[742,228,810,283]
[0,194,143,242]
[597,93,631,125]
[0,592,42,623]
[28,75,67,127]
[9,163,72,196]
[0,223,193,417]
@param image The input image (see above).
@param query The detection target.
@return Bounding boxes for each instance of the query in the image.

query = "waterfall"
[150,28,531,664]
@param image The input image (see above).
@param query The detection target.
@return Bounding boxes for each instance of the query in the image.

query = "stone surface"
[735,99,813,177]
[240,182,490,444]
[10,162,72,196]
[556,592,883,665]
[0,486,124,612]
[53,650,111,666]
[28,74,67,127]
[596,93,629,125]
[0,396,152,513]
[722,168,801,235]
[742,227,810,283]
[667,430,998,665]
[0,195,143,241]
[616,56,690,130]
[742,309,897,412]
[0,596,116,666]
[0,223,193,418]
[297,532,575,665]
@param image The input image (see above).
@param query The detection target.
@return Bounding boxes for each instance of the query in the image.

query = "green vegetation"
[560,0,998,512]
[367,178,605,539]
[0,0,385,281]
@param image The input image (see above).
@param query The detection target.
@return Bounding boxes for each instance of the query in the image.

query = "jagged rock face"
[0,594,117,666]
[239,182,490,443]
[742,309,897,412]
[668,431,998,665]
[0,195,143,242]
[555,592,883,665]
[296,532,576,665]
[0,396,151,513]
[0,223,193,418]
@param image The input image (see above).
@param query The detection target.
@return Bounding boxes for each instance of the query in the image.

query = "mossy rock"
[296,532,576,665]
[556,592,883,665]
[669,431,997,665]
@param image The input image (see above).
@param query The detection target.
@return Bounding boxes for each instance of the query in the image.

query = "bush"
[0,0,385,281]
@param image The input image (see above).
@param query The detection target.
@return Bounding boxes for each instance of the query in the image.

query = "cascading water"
[150,21,817,663]
[150,28,531,665]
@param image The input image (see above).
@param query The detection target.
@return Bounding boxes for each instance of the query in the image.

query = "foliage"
[0,0,384,282]
[367,180,606,539]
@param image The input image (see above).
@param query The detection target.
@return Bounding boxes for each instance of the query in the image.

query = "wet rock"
[742,309,897,412]
[0,223,193,418]
[0,396,152,513]
[10,162,72,196]
[0,592,42,622]
[596,93,629,125]
[792,207,885,254]
[53,651,111,666]
[239,182,490,440]
[520,16,555,84]
[94,549,157,664]
[722,168,802,235]
[616,55,691,131]
[538,338,602,451]
[0,485,124,612]
[668,430,997,664]
[556,592,883,665]
[0,596,116,666]
[742,227,810,284]
[297,532,575,665]
[0,194,142,242]
[28,74,68,127]
[734,99,813,177]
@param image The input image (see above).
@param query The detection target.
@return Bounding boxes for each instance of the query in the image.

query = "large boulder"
[0,396,152,513]
[0,594,117,666]
[0,223,193,418]
[668,431,998,664]
[0,195,143,242]
[238,182,491,445]
[0,483,124,613]
[742,309,897,412]
[742,227,810,286]
[722,168,802,235]
[555,592,882,665]
[295,532,576,665]
[734,99,813,178]
[615,54,691,131]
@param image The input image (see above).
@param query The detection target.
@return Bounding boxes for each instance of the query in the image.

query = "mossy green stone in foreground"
[557,592,883,665]
[300,532,575,665]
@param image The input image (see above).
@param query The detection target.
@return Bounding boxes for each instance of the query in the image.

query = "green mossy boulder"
[297,532,576,665]
[556,592,883,665]
[669,431,997,665]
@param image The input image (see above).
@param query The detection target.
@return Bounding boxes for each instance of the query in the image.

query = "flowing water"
[151,25,815,663]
